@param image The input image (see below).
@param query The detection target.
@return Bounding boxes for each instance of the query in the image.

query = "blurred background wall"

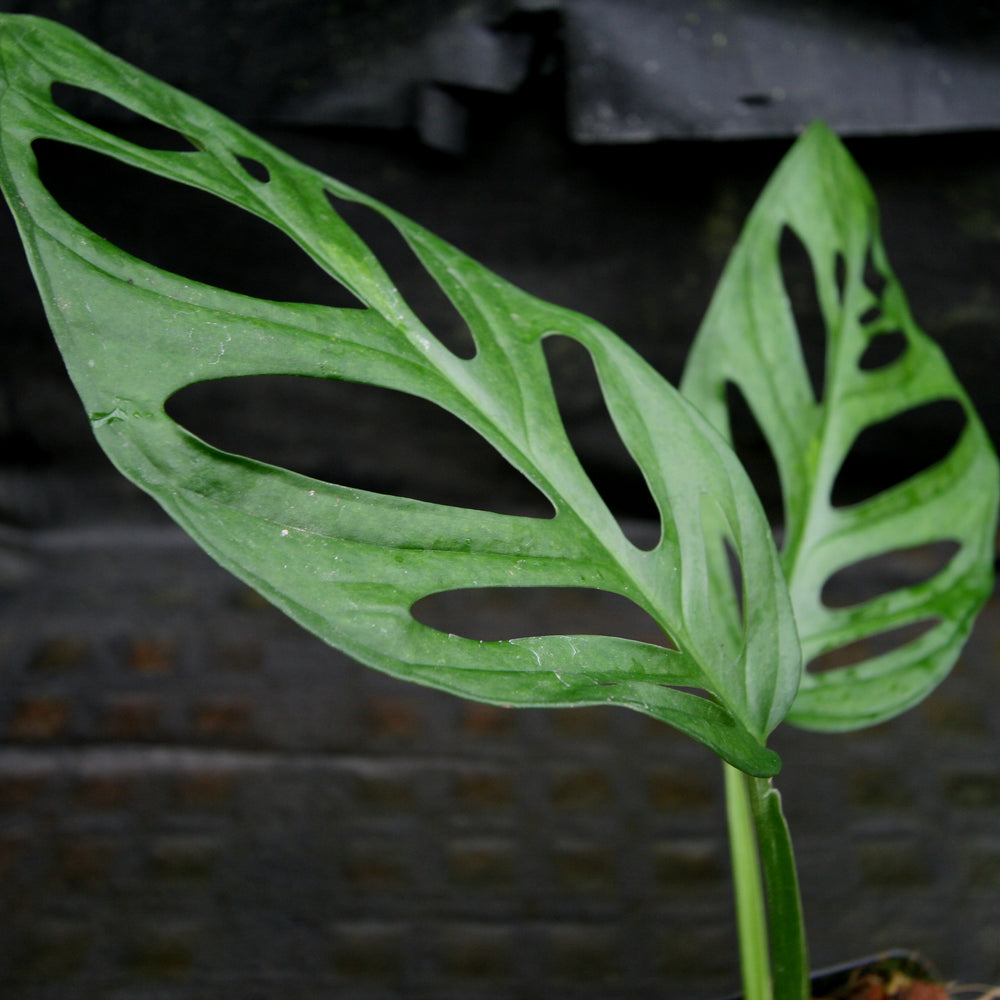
[2,3,1000,998]
[2,0,1000,522]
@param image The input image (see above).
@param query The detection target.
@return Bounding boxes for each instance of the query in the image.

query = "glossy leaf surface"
[0,15,801,775]
[682,122,998,731]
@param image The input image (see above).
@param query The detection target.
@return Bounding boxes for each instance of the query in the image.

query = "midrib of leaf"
[342,215,703,662]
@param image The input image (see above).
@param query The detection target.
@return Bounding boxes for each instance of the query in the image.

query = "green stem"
[724,763,810,1000]
[725,762,772,1000]
[748,774,810,1000]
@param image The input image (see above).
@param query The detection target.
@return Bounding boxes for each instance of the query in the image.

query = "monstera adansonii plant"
[1,16,996,1000]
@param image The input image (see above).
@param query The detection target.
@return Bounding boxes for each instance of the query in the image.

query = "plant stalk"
[724,762,810,1000]
[749,773,810,1000]
[725,762,772,1000]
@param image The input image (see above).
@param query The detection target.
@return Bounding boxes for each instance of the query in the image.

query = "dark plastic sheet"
[5,1,1000,149]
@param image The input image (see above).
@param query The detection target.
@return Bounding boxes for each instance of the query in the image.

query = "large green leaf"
[682,122,998,731]
[0,15,801,775]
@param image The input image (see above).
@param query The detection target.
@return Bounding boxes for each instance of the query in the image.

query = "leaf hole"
[724,537,745,623]
[724,381,783,525]
[858,305,883,326]
[236,155,270,183]
[820,540,961,609]
[50,82,199,151]
[834,252,848,304]
[324,192,476,360]
[779,225,826,402]
[165,375,553,516]
[862,244,889,300]
[542,336,660,545]
[412,587,675,647]
[33,140,363,308]
[831,399,967,507]
[807,619,938,673]
[858,330,907,371]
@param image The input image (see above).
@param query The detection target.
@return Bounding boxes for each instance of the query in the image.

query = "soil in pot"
[818,965,949,999]
[808,951,1000,1000]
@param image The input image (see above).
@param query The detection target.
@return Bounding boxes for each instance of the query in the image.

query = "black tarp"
[3,1,1000,150]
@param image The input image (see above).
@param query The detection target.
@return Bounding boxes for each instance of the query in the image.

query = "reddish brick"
[211,641,262,672]
[192,698,253,741]
[547,925,617,982]
[552,705,609,739]
[448,839,515,893]
[148,834,219,882]
[30,637,88,672]
[437,924,512,980]
[9,697,72,740]
[646,769,715,811]
[50,836,117,889]
[129,637,176,675]
[171,771,236,810]
[0,832,25,883]
[453,771,515,812]
[344,840,410,892]
[920,694,989,735]
[365,698,423,741]
[550,769,613,811]
[552,842,617,894]
[329,922,406,980]
[459,702,515,738]
[102,697,161,740]
[73,775,136,810]
[354,774,419,813]
[0,775,47,810]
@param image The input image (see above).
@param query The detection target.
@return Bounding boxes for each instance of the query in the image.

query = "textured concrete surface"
[1,509,998,999]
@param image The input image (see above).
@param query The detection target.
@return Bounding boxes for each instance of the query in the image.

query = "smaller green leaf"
[682,122,999,731]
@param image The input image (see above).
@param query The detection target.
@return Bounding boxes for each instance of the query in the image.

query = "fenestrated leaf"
[682,122,998,731]
[0,15,801,775]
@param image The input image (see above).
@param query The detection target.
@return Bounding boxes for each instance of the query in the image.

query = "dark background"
[2,4,1000,999]
[2,0,1000,525]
